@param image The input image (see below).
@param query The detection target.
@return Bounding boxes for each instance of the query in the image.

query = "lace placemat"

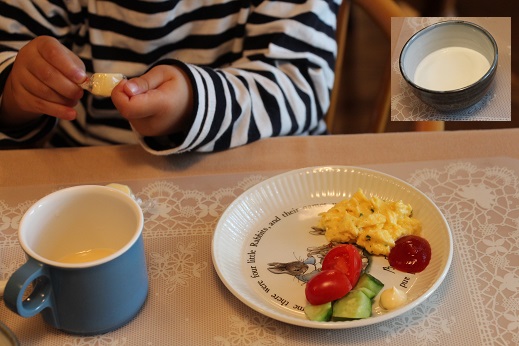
[1,158,518,345]
[391,17,511,122]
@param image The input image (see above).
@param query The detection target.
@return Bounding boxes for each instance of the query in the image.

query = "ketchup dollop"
[388,235,431,273]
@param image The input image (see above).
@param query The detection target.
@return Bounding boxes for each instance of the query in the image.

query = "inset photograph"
[391,17,511,122]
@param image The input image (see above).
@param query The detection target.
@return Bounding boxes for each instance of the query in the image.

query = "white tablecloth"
[1,157,518,345]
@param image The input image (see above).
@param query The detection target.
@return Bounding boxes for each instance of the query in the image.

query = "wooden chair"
[326,0,445,134]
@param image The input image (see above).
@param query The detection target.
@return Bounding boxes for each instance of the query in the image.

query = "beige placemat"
[1,158,518,345]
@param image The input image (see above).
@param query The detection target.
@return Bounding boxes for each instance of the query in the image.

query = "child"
[0,0,338,154]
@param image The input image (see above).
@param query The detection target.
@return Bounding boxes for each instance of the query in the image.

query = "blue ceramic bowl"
[399,21,498,111]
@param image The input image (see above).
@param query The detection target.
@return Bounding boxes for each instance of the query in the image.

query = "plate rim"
[211,165,453,329]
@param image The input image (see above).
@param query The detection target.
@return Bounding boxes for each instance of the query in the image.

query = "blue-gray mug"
[3,185,148,335]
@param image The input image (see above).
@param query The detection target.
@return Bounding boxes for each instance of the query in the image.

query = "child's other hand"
[0,36,87,127]
[111,65,193,137]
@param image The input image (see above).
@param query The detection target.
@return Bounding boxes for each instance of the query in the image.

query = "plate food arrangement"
[212,166,453,328]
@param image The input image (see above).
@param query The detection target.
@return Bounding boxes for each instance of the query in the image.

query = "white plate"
[212,166,453,329]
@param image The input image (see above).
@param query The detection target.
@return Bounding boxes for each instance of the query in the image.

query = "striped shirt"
[0,0,338,154]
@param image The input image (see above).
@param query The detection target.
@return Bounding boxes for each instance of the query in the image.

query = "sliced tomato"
[321,244,362,287]
[305,269,352,305]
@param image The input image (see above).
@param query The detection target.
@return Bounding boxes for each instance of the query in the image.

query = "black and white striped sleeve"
[140,0,339,154]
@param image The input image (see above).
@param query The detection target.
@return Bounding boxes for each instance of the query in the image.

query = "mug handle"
[3,258,54,318]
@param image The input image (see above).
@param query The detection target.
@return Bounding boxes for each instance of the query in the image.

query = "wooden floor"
[332,0,518,134]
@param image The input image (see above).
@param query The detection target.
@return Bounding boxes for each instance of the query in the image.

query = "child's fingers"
[36,36,87,84]
[17,36,85,100]
[123,65,173,97]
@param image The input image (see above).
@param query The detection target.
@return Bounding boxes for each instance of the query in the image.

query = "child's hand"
[111,65,193,137]
[0,36,87,128]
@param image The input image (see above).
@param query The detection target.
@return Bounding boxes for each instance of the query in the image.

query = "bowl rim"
[399,20,499,95]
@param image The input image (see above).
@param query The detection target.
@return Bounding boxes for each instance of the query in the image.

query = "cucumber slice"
[304,302,333,322]
[332,289,372,320]
[355,273,384,299]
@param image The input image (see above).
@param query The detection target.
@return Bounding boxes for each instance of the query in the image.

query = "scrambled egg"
[317,189,421,256]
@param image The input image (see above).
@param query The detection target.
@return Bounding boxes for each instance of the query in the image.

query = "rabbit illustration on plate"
[267,243,333,283]
[267,242,370,284]
[267,257,318,283]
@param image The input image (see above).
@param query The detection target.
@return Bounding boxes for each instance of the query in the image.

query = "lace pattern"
[1,158,517,345]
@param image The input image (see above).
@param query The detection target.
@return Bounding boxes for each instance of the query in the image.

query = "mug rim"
[399,20,499,94]
[18,185,144,269]
[0,321,19,346]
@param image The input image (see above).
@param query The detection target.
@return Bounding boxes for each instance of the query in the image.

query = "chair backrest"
[327,0,445,133]
[325,0,351,133]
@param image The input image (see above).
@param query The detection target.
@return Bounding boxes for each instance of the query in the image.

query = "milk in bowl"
[414,46,491,91]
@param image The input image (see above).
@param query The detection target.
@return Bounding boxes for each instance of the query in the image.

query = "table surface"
[1,128,518,345]
[2,128,518,187]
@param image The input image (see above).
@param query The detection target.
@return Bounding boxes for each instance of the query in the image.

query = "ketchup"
[388,235,431,273]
